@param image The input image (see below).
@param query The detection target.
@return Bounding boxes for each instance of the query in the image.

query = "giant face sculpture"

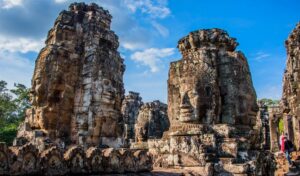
[179,77,200,123]
[178,74,213,123]
[100,78,116,106]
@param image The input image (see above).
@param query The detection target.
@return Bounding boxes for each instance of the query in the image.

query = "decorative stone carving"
[15,2,125,148]
[102,148,122,173]
[119,148,135,172]
[40,146,67,175]
[64,146,87,174]
[86,147,103,173]
[170,29,258,127]
[9,143,39,175]
[133,150,152,172]
[121,91,143,142]
[134,100,169,143]
[148,28,275,176]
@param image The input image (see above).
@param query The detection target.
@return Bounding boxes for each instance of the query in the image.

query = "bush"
[0,80,30,144]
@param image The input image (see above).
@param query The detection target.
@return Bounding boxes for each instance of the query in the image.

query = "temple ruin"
[282,22,300,150]
[0,3,151,175]
[0,2,293,175]
[146,29,274,175]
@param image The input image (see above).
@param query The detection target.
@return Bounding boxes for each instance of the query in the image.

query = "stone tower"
[121,91,143,143]
[282,22,300,149]
[168,29,258,128]
[17,2,125,148]
[149,29,273,175]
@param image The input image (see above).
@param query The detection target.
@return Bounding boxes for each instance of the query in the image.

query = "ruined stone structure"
[0,142,151,175]
[134,101,169,143]
[282,22,300,150]
[256,102,282,152]
[121,91,143,143]
[16,2,125,148]
[149,29,275,175]
[268,106,282,152]
[4,3,152,174]
[257,102,271,150]
[0,1,280,175]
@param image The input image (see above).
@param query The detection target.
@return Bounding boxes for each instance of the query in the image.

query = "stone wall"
[282,22,300,149]
[0,143,151,175]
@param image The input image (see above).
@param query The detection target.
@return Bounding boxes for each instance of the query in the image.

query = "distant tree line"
[258,98,280,107]
[0,80,31,145]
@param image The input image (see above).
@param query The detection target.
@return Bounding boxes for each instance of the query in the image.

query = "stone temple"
[0,2,277,176]
[147,29,274,175]
[0,3,151,175]
[20,2,125,148]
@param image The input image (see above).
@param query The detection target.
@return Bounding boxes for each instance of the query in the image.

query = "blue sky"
[0,0,299,103]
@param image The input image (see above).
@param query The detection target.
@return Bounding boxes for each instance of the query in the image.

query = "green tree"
[0,81,31,145]
[259,98,280,107]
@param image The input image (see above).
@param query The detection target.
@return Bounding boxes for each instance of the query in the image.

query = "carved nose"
[180,93,191,108]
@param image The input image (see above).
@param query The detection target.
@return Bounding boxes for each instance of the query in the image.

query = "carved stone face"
[33,76,44,105]
[100,78,116,105]
[179,77,200,123]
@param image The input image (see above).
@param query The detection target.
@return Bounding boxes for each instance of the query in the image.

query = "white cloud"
[124,0,170,19]
[1,0,23,9]
[0,36,44,53]
[252,51,271,61]
[54,0,68,3]
[151,21,169,37]
[0,51,34,89]
[130,48,175,72]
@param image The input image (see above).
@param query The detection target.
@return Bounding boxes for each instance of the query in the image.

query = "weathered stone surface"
[40,146,67,175]
[282,22,300,150]
[64,146,87,174]
[9,143,39,175]
[170,29,258,127]
[0,143,9,175]
[2,1,280,174]
[4,3,154,175]
[121,91,143,143]
[16,2,125,148]
[134,100,169,143]
[86,147,103,173]
[148,28,276,176]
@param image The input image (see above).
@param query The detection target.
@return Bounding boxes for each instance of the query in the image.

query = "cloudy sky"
[0,0,299,103]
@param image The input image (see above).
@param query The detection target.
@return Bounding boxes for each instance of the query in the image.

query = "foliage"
[0,80,31,145]
[278,118,284,134]
[258,98,280,107]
